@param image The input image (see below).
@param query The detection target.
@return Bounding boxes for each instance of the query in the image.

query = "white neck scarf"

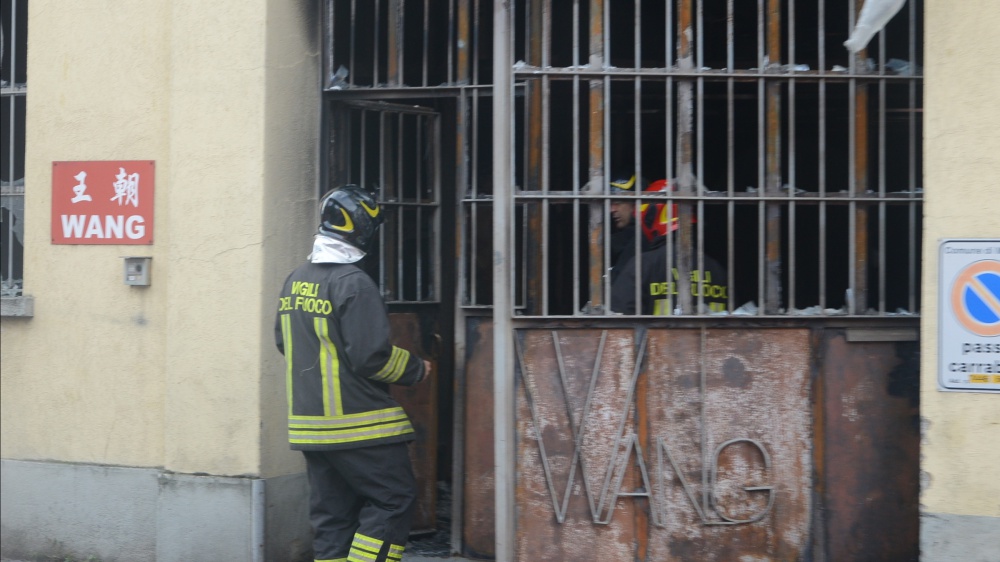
[308,235,366,264]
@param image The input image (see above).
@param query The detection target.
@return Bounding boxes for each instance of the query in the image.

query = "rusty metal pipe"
[587,0,606,309]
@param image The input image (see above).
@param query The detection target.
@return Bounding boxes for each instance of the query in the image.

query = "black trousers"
[303,443,417,562]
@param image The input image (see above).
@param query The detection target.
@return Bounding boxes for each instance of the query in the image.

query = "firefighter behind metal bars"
[607,172,650,285]
[275,184,431,562]
[610,178,729,315]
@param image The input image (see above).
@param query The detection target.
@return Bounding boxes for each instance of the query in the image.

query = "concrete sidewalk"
[2,550,481,562]
[0,535,480,561]
[403,552,480,562]
[0,529,480,561]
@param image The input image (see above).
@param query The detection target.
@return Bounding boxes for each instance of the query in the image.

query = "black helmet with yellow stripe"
[609,173,638,193]
[318,184,385,251]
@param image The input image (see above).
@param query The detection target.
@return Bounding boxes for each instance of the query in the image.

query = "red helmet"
[639,179,693,241]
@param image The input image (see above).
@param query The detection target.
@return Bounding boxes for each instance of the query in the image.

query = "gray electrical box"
[124,256,152,286]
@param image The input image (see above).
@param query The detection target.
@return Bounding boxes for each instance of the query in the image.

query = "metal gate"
[463,320,920,560]
[326,100,447,533]
[319,1,924,559]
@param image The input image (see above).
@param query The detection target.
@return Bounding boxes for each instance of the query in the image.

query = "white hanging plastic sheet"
[844,0,907,53]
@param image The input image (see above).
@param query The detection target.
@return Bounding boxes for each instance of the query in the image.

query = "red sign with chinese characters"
[51,161,155,245]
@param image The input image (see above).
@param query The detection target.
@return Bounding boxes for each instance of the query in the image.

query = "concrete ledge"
[156,472,259,562]
[0,459,310,562]
[0,296,34,317]
[263,472,313,562]
[1,460,157,561]
[921,511,1000,562]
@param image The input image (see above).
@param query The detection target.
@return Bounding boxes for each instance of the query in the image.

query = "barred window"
[503,0,923,318]
[320,0,923,320]
[1,0,28,300]
[324,100,442,305]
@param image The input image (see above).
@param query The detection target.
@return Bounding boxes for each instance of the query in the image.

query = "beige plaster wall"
[1,0,173,468]
[160,0,271,477]
[921,0,1000,518]
[0,0,317,478]
[259,1,321,477]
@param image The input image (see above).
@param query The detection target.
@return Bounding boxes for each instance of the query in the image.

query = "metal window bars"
[1,0,28,298]
[321,0,923,319]
[327,101,443,304]
[324,0,488,91]
[507,0,922,318]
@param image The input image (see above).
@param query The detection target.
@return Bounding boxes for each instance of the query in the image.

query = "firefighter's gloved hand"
[420,359,433,383]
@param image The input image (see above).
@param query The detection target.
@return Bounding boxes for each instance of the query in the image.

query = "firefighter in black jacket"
[610,179,729,315]
[608,173,648,285]
[275,184,430,562]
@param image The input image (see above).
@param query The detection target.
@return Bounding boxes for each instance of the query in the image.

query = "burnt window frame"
[503,0,924,319]
[318,0,924,320]
[1,0,29,312]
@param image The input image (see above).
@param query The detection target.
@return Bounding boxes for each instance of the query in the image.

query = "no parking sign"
[938,239,1000,392]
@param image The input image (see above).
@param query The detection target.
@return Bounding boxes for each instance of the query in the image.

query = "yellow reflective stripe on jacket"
[652,298,727,315]
[289,407,413,445]
[290,406,409,426]
[348,533,382,561]
[314,317,343,416]
[386,543,405,561]
[289,420,414,445]
[653,298,671,316]
[281,314,294,414]
[371,346,409,383]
